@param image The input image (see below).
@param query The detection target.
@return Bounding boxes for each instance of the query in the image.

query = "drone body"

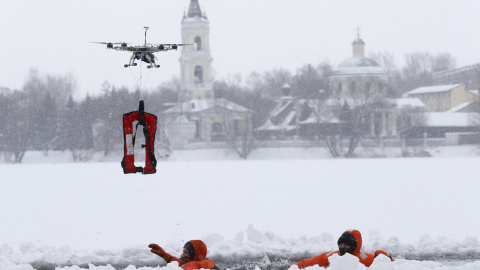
[92,27,190,69]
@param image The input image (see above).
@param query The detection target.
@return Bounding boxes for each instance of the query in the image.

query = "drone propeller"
[90,42,126,45]
[153,43,192,51]
[90,42,129,49]
[153,43,191,46]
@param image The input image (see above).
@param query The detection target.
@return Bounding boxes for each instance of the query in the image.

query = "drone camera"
[107,43,113,49]
[159,45,165,51]
[172,45,178,50]
[121,43,127,47]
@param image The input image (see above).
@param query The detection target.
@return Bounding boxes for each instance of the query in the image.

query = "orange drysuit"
[292,230,394,268]
[149,240,216,270]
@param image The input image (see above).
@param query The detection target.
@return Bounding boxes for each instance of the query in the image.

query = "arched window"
[194,36,202,51]
[366,82,371,92]
[350,82,356,92]
[194,65,204,84]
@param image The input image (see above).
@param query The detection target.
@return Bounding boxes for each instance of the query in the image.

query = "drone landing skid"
[123,63,160,68]
[125,53,160,68]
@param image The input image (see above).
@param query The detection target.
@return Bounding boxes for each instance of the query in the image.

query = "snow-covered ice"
[1,148,479,269]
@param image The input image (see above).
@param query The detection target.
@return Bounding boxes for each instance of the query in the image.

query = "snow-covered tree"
[57,96,79,151]
[77,94,94,150]
[2,91,34,163]
[94,83,134,156]
[37,92,58,155]
[291,63,332,99]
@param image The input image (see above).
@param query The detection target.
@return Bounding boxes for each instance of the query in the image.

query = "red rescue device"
[121,100,157,174]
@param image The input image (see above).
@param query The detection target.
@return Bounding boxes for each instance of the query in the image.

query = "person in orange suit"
[149,240,216,270]
[291,229,394,268]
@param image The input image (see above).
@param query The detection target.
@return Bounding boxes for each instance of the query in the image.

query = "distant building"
[163,99,252,144]
[403,112,480,139]
[329,33,388,99]
[162,0,252,147]
[433,63,480,92]
[255,82,425,140]
[256,32,428,140]
[256,84,348,140]
[404,84,479,112]
[255,84,301,139]
[328,32,424,137]
[402,82,480,140]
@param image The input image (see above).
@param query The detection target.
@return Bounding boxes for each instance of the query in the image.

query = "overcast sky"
[1,0,479,99]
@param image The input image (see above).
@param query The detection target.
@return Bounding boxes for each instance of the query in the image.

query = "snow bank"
[2,229,480,269]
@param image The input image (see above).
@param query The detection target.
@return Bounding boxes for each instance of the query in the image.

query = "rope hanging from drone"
[127,54,155,94]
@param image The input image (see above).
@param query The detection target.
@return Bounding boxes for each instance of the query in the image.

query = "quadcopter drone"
[92,27,190,69]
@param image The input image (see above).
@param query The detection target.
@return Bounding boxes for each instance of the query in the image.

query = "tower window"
[194,120,200,138]
[194,65,204,84]
[194,36,202,51]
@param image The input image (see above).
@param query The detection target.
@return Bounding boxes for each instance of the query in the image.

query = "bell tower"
[179,0,214,101]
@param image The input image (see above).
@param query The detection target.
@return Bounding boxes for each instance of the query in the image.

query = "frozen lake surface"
[1,152,479,269]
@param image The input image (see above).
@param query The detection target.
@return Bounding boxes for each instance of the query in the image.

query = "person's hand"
[148,243,166,257]
[374,250,394,261]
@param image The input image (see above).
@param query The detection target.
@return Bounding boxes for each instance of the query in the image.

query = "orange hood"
[342,230,363,255]
[185,240,208,261]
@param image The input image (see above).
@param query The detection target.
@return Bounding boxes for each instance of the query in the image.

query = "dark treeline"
[0,52,456,162]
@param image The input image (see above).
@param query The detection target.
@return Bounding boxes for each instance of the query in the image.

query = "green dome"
[333,56,387,77]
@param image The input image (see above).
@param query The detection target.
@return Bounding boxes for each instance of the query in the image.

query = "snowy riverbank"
[3,144,480,165]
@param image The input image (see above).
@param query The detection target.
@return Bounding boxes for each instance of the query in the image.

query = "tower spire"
[187,0,204,18]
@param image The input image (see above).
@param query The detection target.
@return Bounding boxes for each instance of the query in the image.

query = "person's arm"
[291,252,330,268]
[148,244,181,264]
[374,250,394,261]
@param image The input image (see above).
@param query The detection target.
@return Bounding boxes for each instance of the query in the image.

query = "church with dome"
[328,32,408,138]
[256,31,424,140]
[329,33,388,99]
